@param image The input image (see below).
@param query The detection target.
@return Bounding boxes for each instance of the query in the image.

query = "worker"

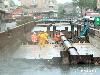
[54,32,61,44]
[38,32,45,47]
[41,32,46,47]
[31,32,38,45]
[44,32,49,44]
[38,31,42,47]
[38,31,48,47]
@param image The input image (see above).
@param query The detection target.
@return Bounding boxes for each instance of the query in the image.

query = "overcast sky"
[57,0,72,3]
[13,0,21,5]
[13,0,73,5]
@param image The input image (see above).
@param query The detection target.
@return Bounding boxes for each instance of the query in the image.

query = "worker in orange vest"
[31,32,38,45]
[54,32,61,44]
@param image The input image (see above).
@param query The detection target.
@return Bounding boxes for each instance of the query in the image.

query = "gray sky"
[13,0,73,5]
[57,0,72,3]
[13,0,21,5]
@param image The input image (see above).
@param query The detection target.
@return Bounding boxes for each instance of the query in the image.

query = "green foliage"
[66,12,77,16]
[73,0,97,10]
[57,5,66,18]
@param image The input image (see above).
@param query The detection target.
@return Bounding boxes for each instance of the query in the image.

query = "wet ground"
[12,38,62,59]
[0,58,100,75]
[73,43,100,57]
[0,23,100,75]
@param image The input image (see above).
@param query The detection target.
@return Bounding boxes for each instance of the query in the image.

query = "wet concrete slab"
[13,38,63,59]
[89,36,100,50]
[73,43,100,57]
[0,58,99,75]
[1,24,100,75]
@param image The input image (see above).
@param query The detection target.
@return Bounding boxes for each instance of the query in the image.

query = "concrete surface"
[13,38,63,59]
[0,23,100,75]
[89,36,100,50]
[0,58,99,75]
[73,43,100,57]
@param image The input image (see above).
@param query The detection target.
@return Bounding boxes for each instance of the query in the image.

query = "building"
[3,0,17,22]
[0,0,6,31]
[33,0,58,18]
[3,0,15,12]
[20,0,58,18]
[0,0,5,10]
[97,0,100,9]
[7,7,23,20]
[0,0,17,32]
[35,0,45,8]
[20,0,33,7]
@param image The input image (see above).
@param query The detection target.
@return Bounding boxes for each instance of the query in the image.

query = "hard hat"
[33,32,36,34]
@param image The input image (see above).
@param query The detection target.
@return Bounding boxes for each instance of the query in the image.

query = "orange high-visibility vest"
[54,34,60,42]
[31,34,38,42]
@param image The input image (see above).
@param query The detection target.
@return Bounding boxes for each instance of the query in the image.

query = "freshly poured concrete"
[73,43,100,57]
[1,25,100,75]
[13,39,63,59]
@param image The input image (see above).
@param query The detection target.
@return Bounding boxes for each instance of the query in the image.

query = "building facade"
[0,0,16,31]
[3,0,15,12]
[20,0,58,18]
[97,0,100,9]
[33,0,58,18]
[0,0,5,31]
[21,0,33,7]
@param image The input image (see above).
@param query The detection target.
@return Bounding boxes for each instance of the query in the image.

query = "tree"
[73,0,96,9]
[73,0,97,16]
[57,4,66,18]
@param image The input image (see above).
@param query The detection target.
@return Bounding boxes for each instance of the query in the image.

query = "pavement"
[0,38,68,75]
[13,38,63,59]
[73,43,100,57]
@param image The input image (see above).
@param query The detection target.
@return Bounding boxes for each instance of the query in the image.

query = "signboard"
[94,17,100,26]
